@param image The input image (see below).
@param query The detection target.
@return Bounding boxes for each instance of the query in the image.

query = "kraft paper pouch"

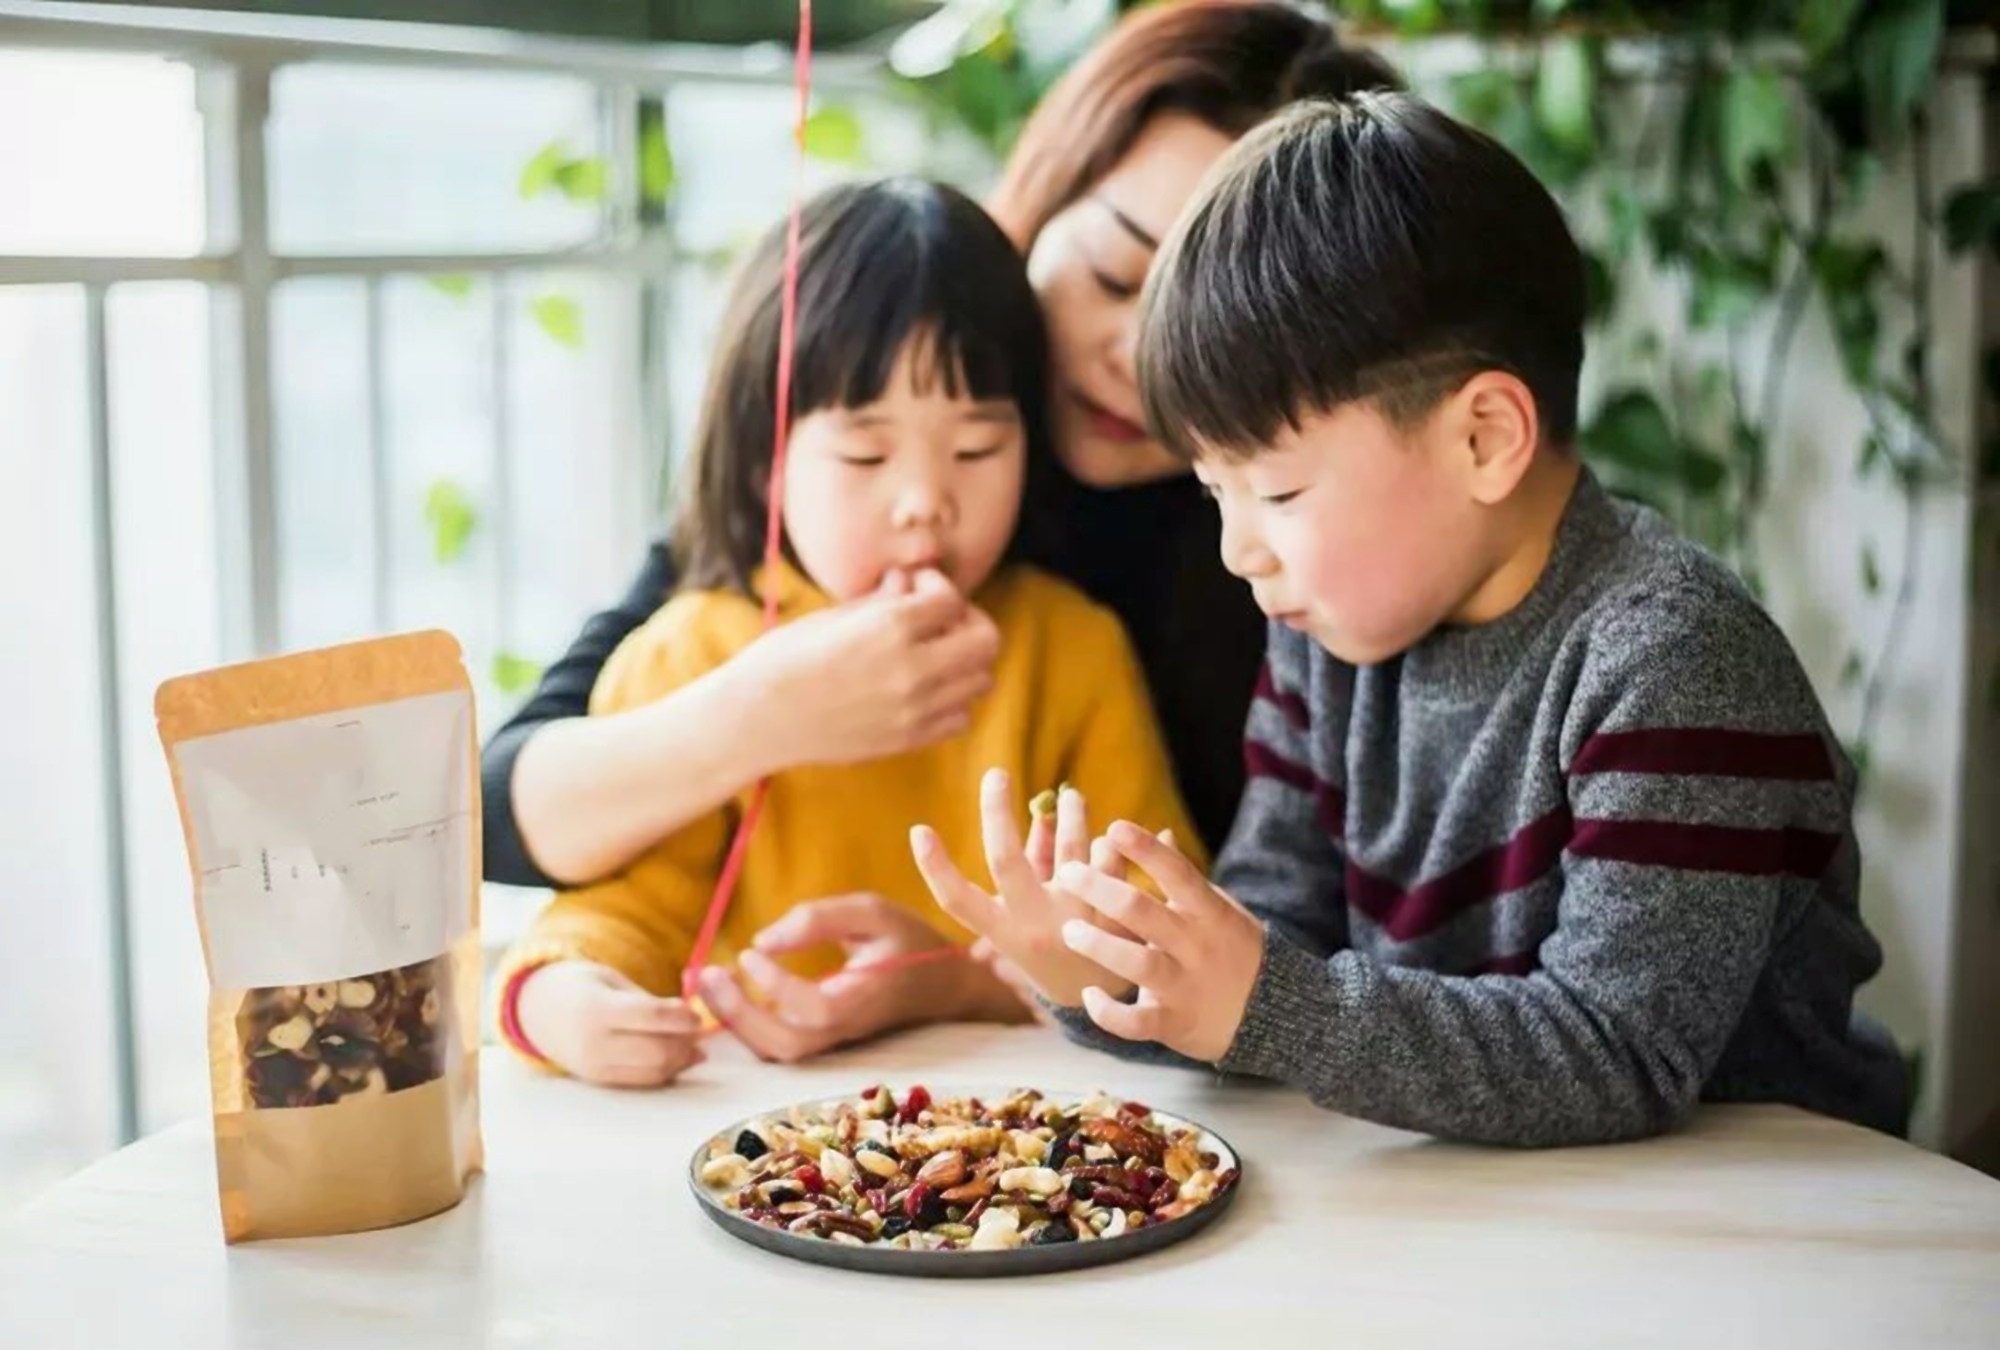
[156,631,483,1243]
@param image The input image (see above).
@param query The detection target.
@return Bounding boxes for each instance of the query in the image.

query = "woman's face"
[1026,112,1238,488]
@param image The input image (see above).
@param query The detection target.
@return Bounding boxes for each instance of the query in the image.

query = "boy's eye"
[954,445,1006,462]
[1091,267,1139,301]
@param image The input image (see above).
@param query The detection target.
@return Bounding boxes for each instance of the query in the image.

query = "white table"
[4,1024,1999,1349]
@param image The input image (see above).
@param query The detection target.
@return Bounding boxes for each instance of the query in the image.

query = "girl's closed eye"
[955,444,1007,462]
[838,451,887,467]
[1260,488,1306,506]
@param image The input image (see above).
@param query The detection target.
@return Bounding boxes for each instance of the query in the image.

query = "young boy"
[911,91,1909,1146]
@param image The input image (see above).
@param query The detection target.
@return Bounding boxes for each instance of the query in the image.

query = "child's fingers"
[1105,821,1213,912]
[752,893,904,954]
[1061,920,1176,991]
[698,968,813,1064]
[603,1030,705,1078]
[1081,984,1163,1043]
[911,825,1006,936]
[979,769,1055,923]
[1089,833,1128,883]
[1056,862,1185,951]
[1055,786,1091,870]
[601,989,701,1037]
[737,949,836,1032]
[1025,813,1057,885]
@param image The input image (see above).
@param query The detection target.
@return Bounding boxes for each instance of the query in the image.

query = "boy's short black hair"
[1138,91,1586,460]
[676,177,1055,594]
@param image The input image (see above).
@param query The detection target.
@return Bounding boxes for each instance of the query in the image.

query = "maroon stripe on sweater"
[1244,738,1314,793]
[1569,728,1835,782]
[1242,739,1346,842]
[1346,805,1573,943]
[1569,818,1841,878]
[1469,949,1541,977]
[1253,663,1310,731]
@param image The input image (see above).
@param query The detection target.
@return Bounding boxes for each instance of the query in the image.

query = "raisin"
[734,1129,769,1161]
[879,1216,912,1240]
[1031,1222,1076,1245]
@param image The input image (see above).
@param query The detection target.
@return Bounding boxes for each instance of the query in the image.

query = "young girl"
[496,179,1199,1087]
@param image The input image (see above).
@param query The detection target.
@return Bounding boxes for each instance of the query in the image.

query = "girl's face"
[1025,112,1237,489]
[782,337,1027,602]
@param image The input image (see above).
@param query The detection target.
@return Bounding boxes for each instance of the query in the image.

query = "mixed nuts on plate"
[235,954,453,1110]
[698,1086,1238,1252]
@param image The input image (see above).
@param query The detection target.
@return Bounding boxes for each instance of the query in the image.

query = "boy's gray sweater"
[1057,470,1908,1145]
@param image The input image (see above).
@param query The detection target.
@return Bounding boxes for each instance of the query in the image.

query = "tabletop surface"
[4,1023,1999,1350]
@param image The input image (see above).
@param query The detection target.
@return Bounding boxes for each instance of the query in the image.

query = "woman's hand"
[737,568,1000,773]
[695,892,1029,1063]
[514,961,707,1088]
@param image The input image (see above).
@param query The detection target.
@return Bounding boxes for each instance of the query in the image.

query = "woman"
[482,1,1399,1061]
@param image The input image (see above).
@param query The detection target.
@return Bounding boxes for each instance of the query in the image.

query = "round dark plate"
[687,1089,1243,1278]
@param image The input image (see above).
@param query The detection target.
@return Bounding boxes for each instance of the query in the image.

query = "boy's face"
[1192,399,1492,664]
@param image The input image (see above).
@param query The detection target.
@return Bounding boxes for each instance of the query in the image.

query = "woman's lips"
[1074,391,1147,444]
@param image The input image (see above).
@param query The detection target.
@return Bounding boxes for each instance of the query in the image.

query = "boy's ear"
[1451,371,1540,505]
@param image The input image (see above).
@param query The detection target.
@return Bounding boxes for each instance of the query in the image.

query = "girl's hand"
[736,568,999,773]
[514,961,707,1088]
[697,893,1028,1063]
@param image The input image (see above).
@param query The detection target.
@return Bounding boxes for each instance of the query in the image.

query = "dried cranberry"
[1117,1100,1152,1120]
[858,1084,880,1099]
[795,1165,824,1195]
[898,1084,932,1124]
[733,1129,768,1161]
[1031,1221,1076,1245]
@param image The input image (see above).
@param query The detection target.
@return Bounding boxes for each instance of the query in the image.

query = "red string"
[680,0,977,1017]
[678,2,813,1009]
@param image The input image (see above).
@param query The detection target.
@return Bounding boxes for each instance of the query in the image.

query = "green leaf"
[1603,185,1646,257]
[801,104,867,164]
[1450,69,1520,128]
[1582,388,1728,495]
[491,651,546,696]
[1690,250,1773,330]
[1582,249,1616,325]
[639,111,676,207]
[552,157,608,204]
[1861,544,1882,595]
[423,480,477,565]
[1383,0,1446,34]
[1534,37,1597,158]
[1844,738,1872,786]
[1943,181,2000,258]
[1531,0,1572,19]
[427,273,475,301]
[1840,651,1866,689]
[1859,433,1887,477]
[1718,67,1792,192]
[1812,241,1888,383]
[1853,0,1944,141]
[519,140,568,200]
[1799,0,1865,63]
[530,295,584,350]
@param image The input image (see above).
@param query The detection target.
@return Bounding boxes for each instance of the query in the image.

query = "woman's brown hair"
[987,0,1401,248]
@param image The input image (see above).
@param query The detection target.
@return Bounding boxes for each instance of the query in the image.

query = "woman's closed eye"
[1091,266,1140,301]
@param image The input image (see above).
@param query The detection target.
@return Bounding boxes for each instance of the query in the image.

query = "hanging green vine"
[907,0,1998,784]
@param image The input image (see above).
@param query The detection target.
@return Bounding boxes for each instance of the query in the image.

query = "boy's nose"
[1218,509,1274,580]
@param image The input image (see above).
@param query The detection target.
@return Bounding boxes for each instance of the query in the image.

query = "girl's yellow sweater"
[498,562,1202,1000]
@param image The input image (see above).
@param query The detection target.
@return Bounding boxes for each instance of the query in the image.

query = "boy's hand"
[911,769,1133,1009]
[515,961,707,1088]
[1056,821,1266,1064]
